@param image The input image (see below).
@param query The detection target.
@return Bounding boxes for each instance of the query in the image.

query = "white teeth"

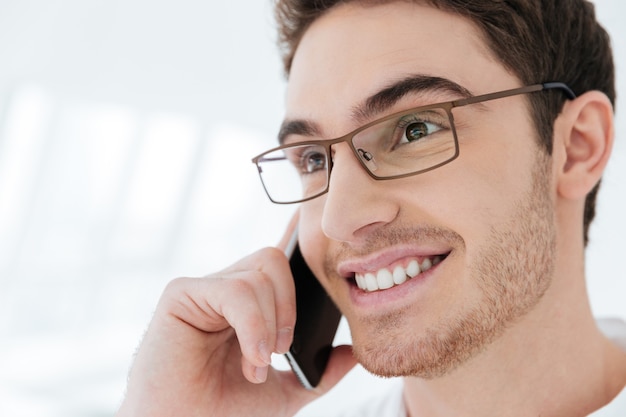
[365,273,378,292]
[356,273,366,290]
[355,256,443,292]
[392,265,407,285]
[377,268,394,290]
[406,259,420,278]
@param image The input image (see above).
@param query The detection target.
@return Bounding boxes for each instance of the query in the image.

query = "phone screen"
[284,232,342,389]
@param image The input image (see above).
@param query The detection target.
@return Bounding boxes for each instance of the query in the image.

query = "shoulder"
[597,317,626,352]
[588,385,626,417]
[590,317,626,417]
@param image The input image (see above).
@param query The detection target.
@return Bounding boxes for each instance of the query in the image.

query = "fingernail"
[276,327,293,354]
[255,366,269,383]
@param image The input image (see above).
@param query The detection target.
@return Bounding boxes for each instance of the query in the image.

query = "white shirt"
[337,383,626,417]
[589,318,626,417]
[334,318,626,417]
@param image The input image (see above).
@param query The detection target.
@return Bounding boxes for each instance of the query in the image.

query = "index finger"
[268,208,300,354]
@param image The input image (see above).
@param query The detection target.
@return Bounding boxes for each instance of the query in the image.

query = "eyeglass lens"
[256,106,457,203]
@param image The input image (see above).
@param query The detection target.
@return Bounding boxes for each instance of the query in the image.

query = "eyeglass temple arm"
[542,82,576,100]
[454,82,576,108]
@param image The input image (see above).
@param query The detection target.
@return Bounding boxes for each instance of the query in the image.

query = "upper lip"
[336,244,453,278]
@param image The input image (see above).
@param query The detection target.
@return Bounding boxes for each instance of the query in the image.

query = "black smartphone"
[283,231,342,389]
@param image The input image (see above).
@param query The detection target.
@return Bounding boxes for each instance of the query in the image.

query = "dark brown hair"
[273,0,615,245]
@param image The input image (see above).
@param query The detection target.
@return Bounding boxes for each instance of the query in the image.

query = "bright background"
[0,1,623,416]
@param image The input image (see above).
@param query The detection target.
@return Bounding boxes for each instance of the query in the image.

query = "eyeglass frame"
[251,82,576,204]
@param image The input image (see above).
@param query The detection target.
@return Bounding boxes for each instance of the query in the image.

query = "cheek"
[413,140,535,254]
[453,121,537,219]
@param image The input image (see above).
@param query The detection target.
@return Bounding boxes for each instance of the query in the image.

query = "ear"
[555,91,614,200]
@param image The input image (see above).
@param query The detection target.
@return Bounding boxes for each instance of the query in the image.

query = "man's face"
[285,2,556,378]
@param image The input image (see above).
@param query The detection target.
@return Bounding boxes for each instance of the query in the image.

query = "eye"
[402,120,442,143]
[299,149,327,174]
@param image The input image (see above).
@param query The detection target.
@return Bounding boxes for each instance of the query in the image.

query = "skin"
[116,211,357,417]
[290,5,558,380]
[117,2,625,417]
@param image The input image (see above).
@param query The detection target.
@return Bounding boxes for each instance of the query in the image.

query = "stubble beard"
[347,154,556,379]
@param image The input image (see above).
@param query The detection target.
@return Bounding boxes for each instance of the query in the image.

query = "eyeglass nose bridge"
[321,132,384,189]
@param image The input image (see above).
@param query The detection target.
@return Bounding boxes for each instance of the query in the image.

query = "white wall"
[0,1,623,416]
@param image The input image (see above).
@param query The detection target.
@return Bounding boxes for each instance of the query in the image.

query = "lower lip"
[347,261,442,309]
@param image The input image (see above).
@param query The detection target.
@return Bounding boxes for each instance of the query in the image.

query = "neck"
[403,219,626,417]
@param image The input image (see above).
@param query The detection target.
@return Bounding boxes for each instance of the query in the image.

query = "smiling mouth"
[352,254,448,293]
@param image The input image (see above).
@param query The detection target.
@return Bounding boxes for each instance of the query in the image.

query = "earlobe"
[556,91,614,200]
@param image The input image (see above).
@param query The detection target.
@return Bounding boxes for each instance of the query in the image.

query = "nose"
[321,143,399,243]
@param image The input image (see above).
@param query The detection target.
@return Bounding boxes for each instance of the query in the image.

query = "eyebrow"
[354,75,474,125]
[278,74,474,144]
[278,119,321,145]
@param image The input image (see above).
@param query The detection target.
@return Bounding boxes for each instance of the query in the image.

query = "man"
[116,1,626,416]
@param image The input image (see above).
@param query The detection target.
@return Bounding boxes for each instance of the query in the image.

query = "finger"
[271,209,301,353]
[212,247,297,357]
[241,355,270,384]
[254,247,296,355]
[209,272,278,368]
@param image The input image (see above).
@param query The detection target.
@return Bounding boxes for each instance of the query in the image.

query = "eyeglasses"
[251,82,575,204]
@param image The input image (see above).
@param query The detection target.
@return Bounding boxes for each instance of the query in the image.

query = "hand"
[116,212,357,417]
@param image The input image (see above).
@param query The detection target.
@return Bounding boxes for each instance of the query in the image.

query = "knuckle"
[227,272,272,299]
[228,277,256,298]
[257,246,288,265]
[162,276,194,298]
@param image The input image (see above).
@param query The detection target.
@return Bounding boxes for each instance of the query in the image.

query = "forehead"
[286,2,515,129]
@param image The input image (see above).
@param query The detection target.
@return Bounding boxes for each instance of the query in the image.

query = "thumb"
[314,345,358,394]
